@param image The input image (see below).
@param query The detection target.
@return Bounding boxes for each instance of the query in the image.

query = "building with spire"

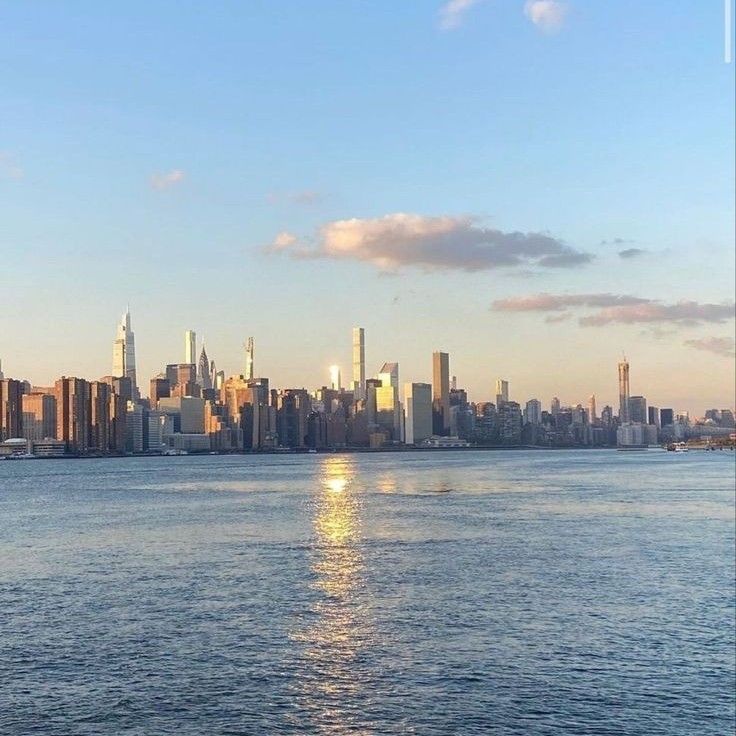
[198,343,212,390]
[112,308,138,399]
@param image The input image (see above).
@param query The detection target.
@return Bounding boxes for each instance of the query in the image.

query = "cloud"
[150,169,185,190]
[266,213,592,273]
[269,231,299,251]
[580,301,735,327]
[524,0,568,32]
[618,248,647,259]
[0,152,23,180]
[492,293,735,328]
[438,0,483,30]
[684,336,735,358]
[492,293,649,312]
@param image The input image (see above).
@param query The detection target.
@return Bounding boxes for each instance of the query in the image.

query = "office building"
[184,330,197,365]
[112,308,138,398]
[198,344,212,390]
[629,395,647,424]
[495,379,509,407]
[660,408,674,427]
[588,394,597,424]
[329,365,341,391]
[405,382,432,445]
[524,399,542,425]
[648,406,660,428]
[432,351,450,434]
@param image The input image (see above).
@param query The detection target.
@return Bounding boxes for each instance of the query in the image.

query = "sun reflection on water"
[290,456,374,731]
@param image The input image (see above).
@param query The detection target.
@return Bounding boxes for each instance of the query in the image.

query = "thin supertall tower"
[352,327,365,399]
[618,356,630,423]
[244,337,255,379]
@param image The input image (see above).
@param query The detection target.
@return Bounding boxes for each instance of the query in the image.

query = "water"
[1,450,734,735]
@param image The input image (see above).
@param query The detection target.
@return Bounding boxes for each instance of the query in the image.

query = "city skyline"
[0,311,733,418]
[1,3,734,413]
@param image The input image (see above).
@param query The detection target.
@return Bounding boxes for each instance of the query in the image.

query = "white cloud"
[0,152,24,180]
[524,0,568,33]
[266,212,592,272]
[150,169,186,190]
[438,0,483,30]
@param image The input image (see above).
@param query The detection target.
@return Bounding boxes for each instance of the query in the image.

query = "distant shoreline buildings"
[0,311,734,457]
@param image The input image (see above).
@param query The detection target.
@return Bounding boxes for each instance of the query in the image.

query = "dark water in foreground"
[1,450,734,735]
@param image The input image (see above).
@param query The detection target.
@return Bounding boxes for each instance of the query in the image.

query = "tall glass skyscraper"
[112,308,138,398]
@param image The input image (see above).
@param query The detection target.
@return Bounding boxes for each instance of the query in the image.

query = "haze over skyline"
[1,1,734,413]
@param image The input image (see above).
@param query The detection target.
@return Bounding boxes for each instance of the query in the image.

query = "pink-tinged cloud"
[150,169,185,190]
[492,293,649,312]
[683,337,735,358]
[524,0,568,33]
[267,213,592,273]
[438,0,483,30]
[580,301,735,327]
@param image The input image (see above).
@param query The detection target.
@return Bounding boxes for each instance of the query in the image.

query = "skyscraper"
[588,394,597,424]
[0,378,23,441]
[405,382,433,445]
[329,365,341,391]
[629,395,647,424]
[378,362,399,389]
[618,357,630,423]
[245,337,255,380]
[432,351,450,434]
[112,308,138,398]
[495,379,509,407]
[198,344,212,390]
[551,397,560,416]
[352,327,365,399]
[184,330,197,365]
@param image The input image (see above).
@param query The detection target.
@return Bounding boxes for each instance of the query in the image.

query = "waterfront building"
[55,377,90,453]
[648,406,660,428]
[405,382,433,445]
[125,400,145,453]
[89,381,112,453]
[21,392,56,441]
[0,378,23,441]
[660,408,674,427]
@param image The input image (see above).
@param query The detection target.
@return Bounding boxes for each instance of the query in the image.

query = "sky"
[1,0,734,414]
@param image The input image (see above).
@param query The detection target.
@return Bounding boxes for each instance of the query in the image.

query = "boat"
[666,442,688,452]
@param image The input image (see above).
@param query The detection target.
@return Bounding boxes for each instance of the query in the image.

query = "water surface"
[1,450,734,735]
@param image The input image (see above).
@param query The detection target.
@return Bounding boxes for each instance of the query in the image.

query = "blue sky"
[1,1,734,412]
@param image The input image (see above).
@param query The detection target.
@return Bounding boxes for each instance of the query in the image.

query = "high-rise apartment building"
[0,378,23,441]
[432,351,450,434]
[551,397,561,416]
[588,394,597,424]
[352,327,366,399]
[22,392,56,441]
[112,308,138,398]
[184,330,197,365]
[55,377,90,453]
[524,399,542,425]
[89,381,112,453]
[618,357,630,423]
